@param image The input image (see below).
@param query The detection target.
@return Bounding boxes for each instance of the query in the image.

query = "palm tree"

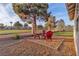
[10,22,13,30]
[13,3,48,34]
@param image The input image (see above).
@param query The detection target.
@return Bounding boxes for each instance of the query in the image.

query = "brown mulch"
[0,38,76,56]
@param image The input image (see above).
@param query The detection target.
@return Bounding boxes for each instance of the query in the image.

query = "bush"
[15,34,20,40]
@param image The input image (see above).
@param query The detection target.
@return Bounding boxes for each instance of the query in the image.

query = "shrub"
[15,34,20,40]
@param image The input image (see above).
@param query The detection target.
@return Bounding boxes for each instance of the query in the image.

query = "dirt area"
[0,37,76,56]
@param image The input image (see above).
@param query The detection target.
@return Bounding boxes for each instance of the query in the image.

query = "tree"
[65,25,73,31]
[10,22,13,29]
[27,21,32,24]
[14,21,23,29]
[0,23,4,29]
[37,25,43,29]
[45,22,48,29]
[46,12,52,31]
[24,23,28,27]
[13,3,48,34]
[56,19,65,31]
[51,16,56,28]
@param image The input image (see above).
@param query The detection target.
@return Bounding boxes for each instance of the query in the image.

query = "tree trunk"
[47,17,52,31]
[32,15,37,34]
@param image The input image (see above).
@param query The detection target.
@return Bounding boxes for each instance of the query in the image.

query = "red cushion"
[46,31,53,39]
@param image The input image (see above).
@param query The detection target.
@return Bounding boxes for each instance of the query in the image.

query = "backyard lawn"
[0,30,31,35]
[54,32,73,37]
[0,30,73,37]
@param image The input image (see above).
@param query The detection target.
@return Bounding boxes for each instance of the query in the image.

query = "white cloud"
[0,3,23,26]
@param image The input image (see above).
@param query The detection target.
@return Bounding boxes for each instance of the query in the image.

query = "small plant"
[15,34,20,40]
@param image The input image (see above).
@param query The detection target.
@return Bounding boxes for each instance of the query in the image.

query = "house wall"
[74,3,79,56]
[74,19,79,56]
[74,17,79,55]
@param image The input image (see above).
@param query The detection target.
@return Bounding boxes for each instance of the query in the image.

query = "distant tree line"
[0,21,31,30]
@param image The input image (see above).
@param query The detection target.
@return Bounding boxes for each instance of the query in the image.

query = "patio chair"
[33,33,41,39]
[42,30,53,40]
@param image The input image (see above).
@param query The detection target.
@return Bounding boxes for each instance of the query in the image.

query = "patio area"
[0,36,76,56]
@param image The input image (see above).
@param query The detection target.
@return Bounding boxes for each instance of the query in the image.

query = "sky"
[0,3,74,26]
[0,3,24,26]
[48,3,74,26]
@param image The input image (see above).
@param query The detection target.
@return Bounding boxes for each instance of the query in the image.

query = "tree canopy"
[14,21,23,29]
[13,3,48,21]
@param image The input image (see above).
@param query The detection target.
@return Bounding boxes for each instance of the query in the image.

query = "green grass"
[0,30,73,37]
[54,32,73,37]
[0,30,31,35]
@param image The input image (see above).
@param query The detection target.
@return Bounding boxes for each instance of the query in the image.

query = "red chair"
[45,31,53,39]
